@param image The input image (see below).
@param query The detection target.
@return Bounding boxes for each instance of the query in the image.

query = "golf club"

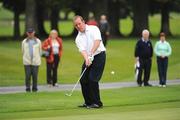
[65,67,87,96]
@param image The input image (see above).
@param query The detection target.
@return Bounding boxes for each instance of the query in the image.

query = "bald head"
[142,29,149,41]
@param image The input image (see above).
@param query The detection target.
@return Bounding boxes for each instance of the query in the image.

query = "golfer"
[134,29,153,87]
[73,15,106,108]
[22,28,41,92]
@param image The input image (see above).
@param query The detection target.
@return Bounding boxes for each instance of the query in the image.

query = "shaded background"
[0,0,180,40]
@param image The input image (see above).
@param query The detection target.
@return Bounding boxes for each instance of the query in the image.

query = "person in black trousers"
[74,15,106,109]
[42,30,63,87]
[134,29,153,87]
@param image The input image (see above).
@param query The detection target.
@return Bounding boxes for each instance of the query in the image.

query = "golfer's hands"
[85,55,94,67]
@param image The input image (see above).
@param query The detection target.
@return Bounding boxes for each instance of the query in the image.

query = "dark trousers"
[157,57,168,85]
[137,58,152,85]
[24,65,39,91]
[101,33,108,46]
[80,52,106,106]
[46,55,59,86]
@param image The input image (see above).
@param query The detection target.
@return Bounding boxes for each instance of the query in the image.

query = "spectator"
[154,32,172,87]
[134,29,153,87]
[87,15,98,26]
[22,28,41,92]
[99,15,110,46]
[42,30,63,87]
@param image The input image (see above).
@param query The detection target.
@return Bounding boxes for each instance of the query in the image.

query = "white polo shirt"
[75,25,106,56]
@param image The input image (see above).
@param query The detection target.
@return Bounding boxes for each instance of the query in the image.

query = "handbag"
[42,48,50,57]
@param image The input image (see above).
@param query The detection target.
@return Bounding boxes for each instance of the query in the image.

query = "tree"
[25,0,37,34]
[130,0,150,37]
[160,1,172,35]
[2,0,25,39]
[93,0,108,20]
[108,0,121,36]
[36,0,48,37]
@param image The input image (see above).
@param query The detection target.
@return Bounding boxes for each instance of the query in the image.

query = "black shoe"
[138,84,142,87]
[78,103,87,108]
[32,88,38,92]
[26,88,31,92]
[87,104,103,109]
[144,84,152,87]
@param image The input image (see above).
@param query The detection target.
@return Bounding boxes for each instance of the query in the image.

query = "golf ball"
[111,71,115,75]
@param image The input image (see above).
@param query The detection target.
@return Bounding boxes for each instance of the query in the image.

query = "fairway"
[0,85,180,120]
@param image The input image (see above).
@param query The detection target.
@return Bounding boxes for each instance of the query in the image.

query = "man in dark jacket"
[99,15,110,46]
[134,29,153,87]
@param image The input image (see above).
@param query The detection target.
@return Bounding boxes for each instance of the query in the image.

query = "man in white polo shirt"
[73,15,106,109]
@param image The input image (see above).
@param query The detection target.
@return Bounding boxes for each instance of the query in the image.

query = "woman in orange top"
[42,30,63,87]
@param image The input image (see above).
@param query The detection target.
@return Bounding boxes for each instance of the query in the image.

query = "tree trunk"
[36,3,47,37]
[94,0,108,21]
[130,0,149,37]
[25,0,38,34]
[160,2,172,36]
[70,0,89,37]
[108,0,122,37]
[50,6,60,34]
[79,0,89,21]
[13,11,20,39]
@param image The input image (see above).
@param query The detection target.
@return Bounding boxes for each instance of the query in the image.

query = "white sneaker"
[159,85,162,87]
[54,83,59,87]
[162,85,166,88]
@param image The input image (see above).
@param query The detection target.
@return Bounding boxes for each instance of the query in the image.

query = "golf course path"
[0,79,180,94]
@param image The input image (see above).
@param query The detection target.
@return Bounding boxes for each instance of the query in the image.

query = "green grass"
[0,39,180,86]
[0,85,180,120]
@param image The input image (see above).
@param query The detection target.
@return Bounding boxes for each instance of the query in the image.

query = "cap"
[27,28,35,33]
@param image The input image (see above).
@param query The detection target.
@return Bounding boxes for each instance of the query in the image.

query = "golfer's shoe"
[86,104,103,109]
[78,103,87,108]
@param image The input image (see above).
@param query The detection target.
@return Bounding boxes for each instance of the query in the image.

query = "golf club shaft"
[69,67,87,95]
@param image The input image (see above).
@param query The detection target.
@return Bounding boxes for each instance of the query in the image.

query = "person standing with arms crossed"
[154,32,172,87]
[73,15,106,108]
[134,29,153,87]
[22,28,41,92]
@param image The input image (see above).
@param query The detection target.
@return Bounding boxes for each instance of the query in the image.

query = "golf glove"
[88,55,94,64]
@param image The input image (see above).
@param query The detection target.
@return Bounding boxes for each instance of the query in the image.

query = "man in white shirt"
[73,15,106,108]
